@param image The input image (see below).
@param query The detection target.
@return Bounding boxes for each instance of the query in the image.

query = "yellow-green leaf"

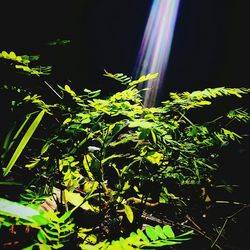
[1,50,9,58]
[83,154,94,180]
[9,51,16,60]
[151,130,157,143]
[124,204,134,223]
[3,110,45,177]
[145,226,158,241]
[37,231,47,244]
[146,151,163,165]
[63,117,72,125]
[163,224,175,238]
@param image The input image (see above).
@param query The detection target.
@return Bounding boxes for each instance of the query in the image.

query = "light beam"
[134,0,180,107]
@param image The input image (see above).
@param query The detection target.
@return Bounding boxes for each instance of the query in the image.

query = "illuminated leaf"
[163,225,175,238]
[3,110,45,176]
[155,225,167,239]
[145,225,158,241]
[129,121,153,128]
[136,229,149,242]
[151,129,157,143]
[63,117,72,125]
[37,231,47,243]
[83,154,94,180]
[124,204,134,223]
[9,51,16,60]
[146,151,163,165]
[1,50,9,58]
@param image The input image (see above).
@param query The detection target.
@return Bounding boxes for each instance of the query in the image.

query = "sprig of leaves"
[79,224,193,249]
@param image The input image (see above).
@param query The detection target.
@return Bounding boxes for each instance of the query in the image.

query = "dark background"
[1,0,250,96]
[0,0,250,184]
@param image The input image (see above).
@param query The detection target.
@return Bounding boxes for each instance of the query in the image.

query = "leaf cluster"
[1,51,250,249]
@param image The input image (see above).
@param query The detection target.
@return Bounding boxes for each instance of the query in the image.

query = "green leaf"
[154,225,167,239]
[163,225,175,238]
[64,84,76,96]
[25,157,41,169]
[31,214,50,226]
[146,151,163,165]
[15,64,31,72]
[197,100,211,106]
[22,244,37,250]
[145,225,158,241]
[39,244,52,250]
[1,50,9,58]
[41,142,52,155]
[148,241,181,247]
[2,114,30,159]
[9,51,16,60]
[64,190,84,207]
[83,154,94,180]
[102,154,125,165]
[3,110,45,176]
[16,56,22,62]
[129,73,159,86]
[52,244,64,249]
[227,108,250,123]
[136,229,149,242]
[2,124,15,152]
[129,120,153,129]
[58,211,72,223]
[37,230,47,244]
[124,204,134,223]
[103,70,132,85]
[176,230,194,238]
[63,117,72,125]
[109,134,136,147]
[151,129,157,143]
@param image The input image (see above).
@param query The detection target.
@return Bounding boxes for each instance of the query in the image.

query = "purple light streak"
[134,0,180,107]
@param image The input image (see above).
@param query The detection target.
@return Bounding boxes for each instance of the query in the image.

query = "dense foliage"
[0,50,250,249]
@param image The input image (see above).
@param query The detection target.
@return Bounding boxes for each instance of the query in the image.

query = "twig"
[185,215,223,250]
[211,204,250,248]
[43,80,63,99]
[215,200,250,206]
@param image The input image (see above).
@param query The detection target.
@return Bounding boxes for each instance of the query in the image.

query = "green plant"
[1,50,250,249]
[0,50,51,76]
[78,224,193,250]
[0,198,75,249]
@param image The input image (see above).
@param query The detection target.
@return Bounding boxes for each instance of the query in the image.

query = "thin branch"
[211,204,250,248]
[44,80,63,99]
[185,215,223,250]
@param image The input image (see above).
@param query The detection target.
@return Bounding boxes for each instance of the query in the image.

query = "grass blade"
[3,110,45,177]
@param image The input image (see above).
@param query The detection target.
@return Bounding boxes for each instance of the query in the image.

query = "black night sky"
[1,0,250,98]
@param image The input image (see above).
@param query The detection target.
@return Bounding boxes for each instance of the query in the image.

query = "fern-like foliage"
[103,70,133,85]
[0,50,52,76]
[164,87,250,110]
[0,197,76,249]
[20,189,50,207]
[79,224,193,249]
[103,70,158,87]
[33,211,75,249]
[1,57,250,249]
[227,107,250,123]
